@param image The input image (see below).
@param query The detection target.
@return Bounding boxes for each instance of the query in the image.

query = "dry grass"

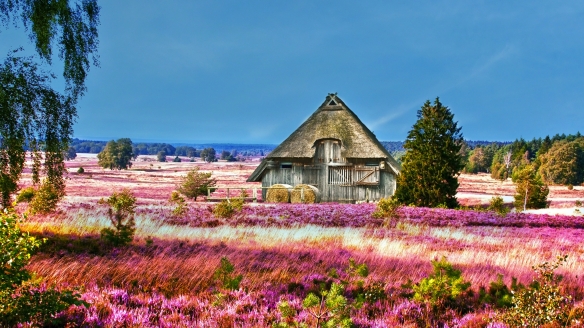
[290,184,320,203]
[265,184,292,203]
[21,205,584,300]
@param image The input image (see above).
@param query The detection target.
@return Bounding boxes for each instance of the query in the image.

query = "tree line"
[462,132,584,186]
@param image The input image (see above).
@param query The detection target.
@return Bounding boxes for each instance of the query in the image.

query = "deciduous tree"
[538,139,584,186]
[394,98,464,208]
[97,138,135,170]
[0,0,100,207]
[513,164,549,211]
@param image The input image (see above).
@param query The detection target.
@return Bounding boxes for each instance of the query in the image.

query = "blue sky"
[2,1,584,144]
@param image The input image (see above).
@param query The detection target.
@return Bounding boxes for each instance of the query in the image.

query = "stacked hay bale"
[290,184,320,204]
[265,184,292,203]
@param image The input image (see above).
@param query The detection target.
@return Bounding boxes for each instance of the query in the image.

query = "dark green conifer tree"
[394,98,464,208]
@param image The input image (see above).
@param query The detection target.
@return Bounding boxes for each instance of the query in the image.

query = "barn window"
[281,162,292,169]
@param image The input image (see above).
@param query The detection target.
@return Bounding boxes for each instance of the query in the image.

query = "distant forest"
[70,139,519,158]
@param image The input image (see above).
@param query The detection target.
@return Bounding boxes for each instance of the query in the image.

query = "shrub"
[405,257,471,313]
[77,166,85,173]
[213,257,242,291]
[275,259,382,327]
[157,150,167,162]
[568,184,574,190]
[28,181,61,215]
[15,186,36,203]
[0,212,86,326]
[488,196,509,216]
[99,189,137,246]
[500,255,573,327]
[168,191,188,217]
[213,198,244,219]
[177,167,216,201]
[173,156,181,162]
[372,196,401,220]
[478,274,515,309]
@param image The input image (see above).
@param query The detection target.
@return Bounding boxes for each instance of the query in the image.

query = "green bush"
[169,191,188,217]
[77,167,85,174]
[488,196,509,216]
[406,257,471,312]
[275,258,382,327]
[212,198,244,218]
[213,257,242,291]
[478,274,515,309]
[177,167,216,201]
[173,156,181,162]
[100,189,137,246]
[15,186,36,203]
[372,196,401,220]
[500,255,573,327]
[0,212,86,326]
[28,181,61,215]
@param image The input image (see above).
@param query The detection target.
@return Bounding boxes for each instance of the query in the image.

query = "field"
[15,154,584,327]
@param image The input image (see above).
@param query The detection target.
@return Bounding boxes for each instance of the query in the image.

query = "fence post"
[253,188,257,203]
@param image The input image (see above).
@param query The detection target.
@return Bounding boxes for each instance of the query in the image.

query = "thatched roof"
[247,94,401,181]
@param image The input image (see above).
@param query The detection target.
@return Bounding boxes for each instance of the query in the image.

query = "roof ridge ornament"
[327,93,339,106]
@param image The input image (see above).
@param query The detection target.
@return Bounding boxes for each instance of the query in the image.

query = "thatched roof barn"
[248,93,401,203]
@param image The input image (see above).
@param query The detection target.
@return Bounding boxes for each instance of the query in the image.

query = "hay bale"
[290,184,320,204]
[266,184,292,203]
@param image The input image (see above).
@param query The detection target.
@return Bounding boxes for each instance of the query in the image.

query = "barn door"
[355,167,379,185]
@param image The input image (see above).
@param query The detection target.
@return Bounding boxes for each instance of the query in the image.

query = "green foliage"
[394,98,464,209]
[28,180,61,215]
[99,189,137,246]
[0,0,100,99]
[168,191,188,217]
[513,165,549,210]
[97,138,135,170]
[200,147,217,163]
[465,144,497,173]
[275,259,383,327]
[500,255,573,327]
[15,186,36,203]
[213,257,242,291]
[0,212,86,326]
[65,146,77,160]
[301,283,352,328]
[407,257,471,312]
[173,155,181,162]
[0,53,72,208]
[77,166,85,174]
[538,139,584,186]
[177,167,216,201]
[488,196,509,216]
[478,274,515,309]
[213,198,244,218]
[157,150,167,162]
[372,196,401,222]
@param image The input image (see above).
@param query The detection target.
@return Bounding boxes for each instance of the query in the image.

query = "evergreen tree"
[394,98,464,208]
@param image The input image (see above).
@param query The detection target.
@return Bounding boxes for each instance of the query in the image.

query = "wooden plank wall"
[260,161,396,202]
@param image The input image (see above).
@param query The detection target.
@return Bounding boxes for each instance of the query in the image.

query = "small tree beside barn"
[247,94,401,203]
